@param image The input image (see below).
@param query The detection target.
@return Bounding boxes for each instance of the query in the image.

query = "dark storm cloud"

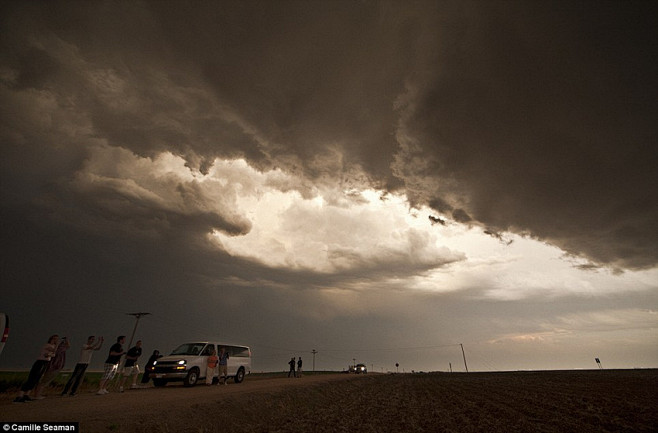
[152,0,658,270]
[394,2,658,270]
[4,1,655,270]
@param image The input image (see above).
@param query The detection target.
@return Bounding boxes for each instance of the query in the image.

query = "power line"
[317,343,462,353]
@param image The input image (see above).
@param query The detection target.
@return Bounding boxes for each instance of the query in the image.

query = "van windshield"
[170,343,207,356]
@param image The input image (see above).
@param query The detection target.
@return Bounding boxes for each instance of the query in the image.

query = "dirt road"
[1,373,359,431]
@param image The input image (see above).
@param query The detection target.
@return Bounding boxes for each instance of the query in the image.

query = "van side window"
[230,346,249,357]
[200,344,213,356]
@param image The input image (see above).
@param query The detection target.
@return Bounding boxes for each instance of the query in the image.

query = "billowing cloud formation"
[1,1,656,372]
[3,1,656,270]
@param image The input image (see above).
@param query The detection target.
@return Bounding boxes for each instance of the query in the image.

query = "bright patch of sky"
[201,158,657,301]
[79,146,656,304]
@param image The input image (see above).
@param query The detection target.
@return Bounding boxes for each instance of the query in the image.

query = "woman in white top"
[14,335,58,403]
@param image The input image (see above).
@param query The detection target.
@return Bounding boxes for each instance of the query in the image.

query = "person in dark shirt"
[218,347,230,385]
[141,349,162,385]
[288,357,296,378]
[97,336,125,395]
[119,340,143,391]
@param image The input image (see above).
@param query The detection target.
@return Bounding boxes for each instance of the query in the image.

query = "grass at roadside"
[0,371,103,394]
[0,370,340,394]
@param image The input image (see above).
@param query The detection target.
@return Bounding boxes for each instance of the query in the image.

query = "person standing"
[97,336,125,395]
[297,357,303,378]
[14,335,58,403]
[141,349,162,385]
[288,357,296,378]
[35,336,71,398]
[61,336,104,396]
[218,347,229,385]
[205,348,218,385]
[119,340,143,392]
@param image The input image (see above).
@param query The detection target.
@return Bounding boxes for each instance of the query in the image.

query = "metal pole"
[460,343,469,372]
[113,312,150,388]
[311,349,317,372]
[124,313,150,371]
[126,312,151,349]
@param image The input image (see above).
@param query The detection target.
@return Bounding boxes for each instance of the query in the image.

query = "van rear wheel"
[234,367,245,384]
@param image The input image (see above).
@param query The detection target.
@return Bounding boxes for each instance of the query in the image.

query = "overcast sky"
[1,1,656,373]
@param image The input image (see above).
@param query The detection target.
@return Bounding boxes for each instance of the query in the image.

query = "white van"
[0,313,8,356]
[150,342,251,387]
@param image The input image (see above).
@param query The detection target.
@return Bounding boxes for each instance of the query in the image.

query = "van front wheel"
[234,367,245,384]
[184,369,199,387]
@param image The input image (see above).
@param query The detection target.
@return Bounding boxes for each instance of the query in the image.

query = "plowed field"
[2,369,656,432]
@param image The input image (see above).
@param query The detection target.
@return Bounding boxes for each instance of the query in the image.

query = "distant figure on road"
[218,347,230,385]
[297,357,303,378]
[61,335,104,396]
[35,336,71,398]
[97,335,125,395]
[141,349,162,385]
[288,357,296,378]
[119,340,143,392]
[14,335,58,403]
[206,348,219,385]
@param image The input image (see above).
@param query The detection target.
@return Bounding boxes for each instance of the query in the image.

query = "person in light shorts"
[97,336,125,395]
[119,340,143,392]
[101,363,119,380]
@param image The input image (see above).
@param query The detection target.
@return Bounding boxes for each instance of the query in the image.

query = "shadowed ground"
[2,370,656,432]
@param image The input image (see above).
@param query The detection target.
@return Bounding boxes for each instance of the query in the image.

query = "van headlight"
[176,360,186,370]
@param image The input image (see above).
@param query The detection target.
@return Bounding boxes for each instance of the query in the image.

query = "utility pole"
[460,343,469,373]
[311,349,317,372]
